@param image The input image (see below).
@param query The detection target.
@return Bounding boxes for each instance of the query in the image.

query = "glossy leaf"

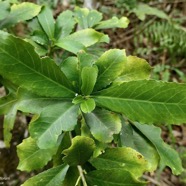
[61,57,79,89]
[0,32,74,98]
[95,16,129,29]
[84,108,121,143]
[30,102,79,149]
[31,30,49,45]
[90,147,148,177]
[24,38,48,56]
[86,169,146,186]
[22,164,69,186]
[63,136,95,166]
[56,29,109,54]
[81,66,98,95]
[55,10,75,39]
[75,7,102,29]
[134,122,183,175]
[120,121,159,171]
[80,98,96,113]
[94,80,186,124]
[17,90,66,114]
[0,2,41,28]
[94,49,127,90]
[115,56,151,83]
[38,6,55,40]
[77,50,97,70]
[17,137,57,171]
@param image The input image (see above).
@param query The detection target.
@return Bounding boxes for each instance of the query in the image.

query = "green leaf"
[31,30,49,45]
[132,3,169,21]
[84,108,121,143]
[55,10,75,39]
[94,80,186,124]
[62,136,95,166]
[77,50,96,69]
[95,16,129,29]
[56,29,109,54]
[120,121,159,172]
[61,57,79,89]
[3,104,17,147]
[80,98,96,113]
[0,2,41,29]
[17,137,57,171]
[115,56,151,83]
[37,6,55,40]
[0,32,74,98]
[74,7,102,29]
[22,164,69,186]
[94,49,127,90]
[30,102,79,149]
[0,93,17,115]
[90,147,148,178]
[62,166,79,186]
[86,169,146,186]
[81,66,98,95]
[24,38,48,56]
[134,122,183,175]
[0,1,10,21]
[17,89,66,114]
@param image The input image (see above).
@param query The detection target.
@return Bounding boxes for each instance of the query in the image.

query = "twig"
[77,165,88,186]
[143,175,161,186]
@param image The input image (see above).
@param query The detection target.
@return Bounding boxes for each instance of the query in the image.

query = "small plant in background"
[0,1,186,185]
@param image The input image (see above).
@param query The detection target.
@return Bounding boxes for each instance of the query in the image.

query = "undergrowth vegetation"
[0,0,186,186]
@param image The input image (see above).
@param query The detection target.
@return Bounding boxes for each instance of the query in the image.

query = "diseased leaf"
[115,56,151,83]
[80,98,96,113]
[94,49,127,90]
[22,164,69,186]
[63,136,95,166]
[95,16,129,29]
[30,102,79,149]
[134,122,183,175]
[86,169,146,186]
[0,31,74,98]
[0,2,41,29]
[17,137,57,171]
[90,147,148,178]
[56,29,109,54]
[84,108,121,143]
[81,66,98,95]
[37,6,55,39]
[55,10,75,40]
[120,120,159,172]
[94,80,186,124]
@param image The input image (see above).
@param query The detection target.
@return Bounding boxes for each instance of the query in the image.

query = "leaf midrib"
[38,104,76,138]
[95,96,186,106]
[0,47,74,95]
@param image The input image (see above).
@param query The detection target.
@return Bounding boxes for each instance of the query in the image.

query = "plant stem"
[77,165,88,186]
